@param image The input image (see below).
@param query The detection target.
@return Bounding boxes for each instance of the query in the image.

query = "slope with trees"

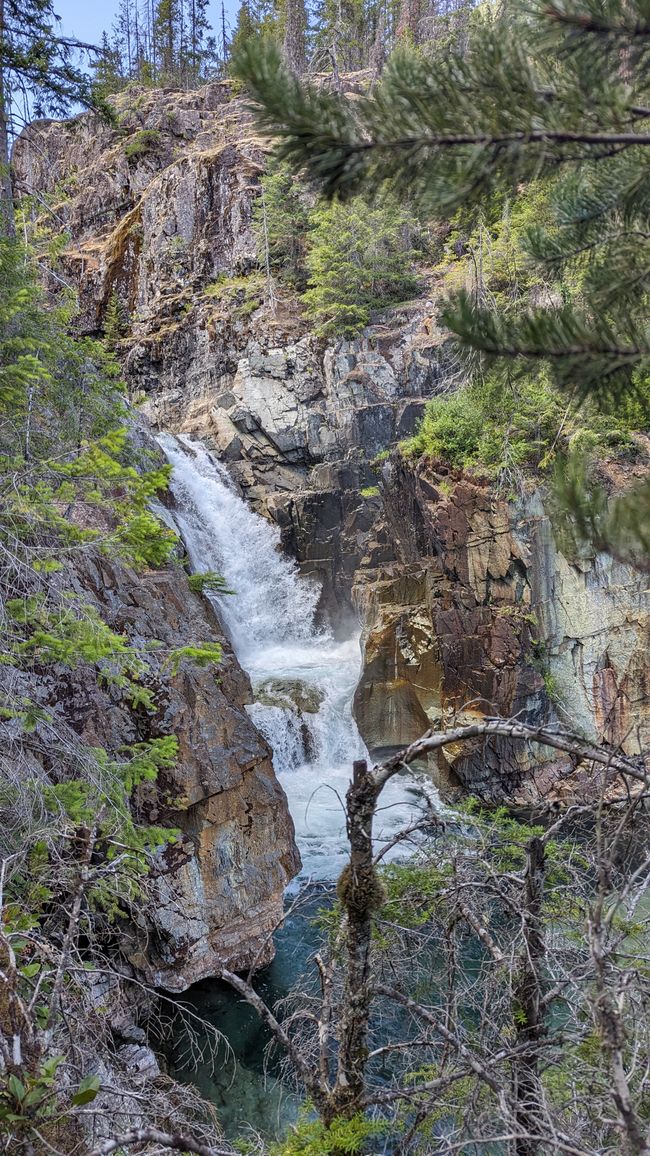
[235,0,650,562]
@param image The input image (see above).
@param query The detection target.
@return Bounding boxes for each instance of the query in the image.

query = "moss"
[204,271,264,299]
[360,485,380,498]
[124,129,162,161]
[543,671,561,704]
[204,271,265,318]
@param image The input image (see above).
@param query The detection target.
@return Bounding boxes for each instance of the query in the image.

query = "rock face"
[353,459,650,801]
[80,555,300,990]
[14,83,649,807]
[4,546,300,992]
[13,84,445,622]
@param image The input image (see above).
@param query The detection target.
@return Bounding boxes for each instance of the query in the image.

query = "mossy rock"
[124,129,163,162]
[253,678,324,715]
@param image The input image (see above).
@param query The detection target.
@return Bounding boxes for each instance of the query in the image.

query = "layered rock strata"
[13,83,444,622]
[3,548,300,992]
[353,458,650,801]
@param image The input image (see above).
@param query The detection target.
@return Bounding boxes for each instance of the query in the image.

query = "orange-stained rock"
[353,459,649,802]
[40,552,300,992]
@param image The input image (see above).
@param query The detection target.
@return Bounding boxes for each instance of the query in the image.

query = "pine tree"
[93,31,126,96]
[312,0,374,70]
[103,290,129,349]
[254,161,310,287]
[115,0,135,75]
[234,12,650,561]
[302,196,418,335]
[278,0,308,72]
[229,0,277,65]
[153,0,182,81]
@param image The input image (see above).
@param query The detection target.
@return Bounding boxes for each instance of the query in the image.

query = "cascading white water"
[157,433,432,880]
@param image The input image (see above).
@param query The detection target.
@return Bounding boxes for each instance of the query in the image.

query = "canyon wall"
[13,81,443,622]
[2,540,300,991]
[14,81,649,814]
[353,458,649,801]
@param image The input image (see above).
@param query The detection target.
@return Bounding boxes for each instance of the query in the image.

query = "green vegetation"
[271,1111,383,1155]
[0,236,227,1151]
[204,271,265,317]
[95,0,218,93]
[103,290,129,347]
[255,161,311,290]
[403,366,647,481]
[401,182,649,483]
[254,175,421,336]
[187,570,235,595]
[303,197,419,336]
[235,16,650,556]
[123,128,163,160]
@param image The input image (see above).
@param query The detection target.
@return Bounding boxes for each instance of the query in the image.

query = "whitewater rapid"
[157,433,432,880]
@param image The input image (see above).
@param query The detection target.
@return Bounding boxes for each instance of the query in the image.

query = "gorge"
[9,71,650,986]
[3,39,650,1154]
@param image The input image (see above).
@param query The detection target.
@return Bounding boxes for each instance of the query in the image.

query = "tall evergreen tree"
[153,0,182,81]
[187,0,211,80]
[93,31,124,96]
[302,195,418,334]
[279,0,308,73]
[254,160,310,287]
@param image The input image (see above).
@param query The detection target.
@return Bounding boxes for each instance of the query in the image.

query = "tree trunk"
[331,758,379,1120]
[282,0,307,73]
[0,0,16,237]
[513,835,546,1156]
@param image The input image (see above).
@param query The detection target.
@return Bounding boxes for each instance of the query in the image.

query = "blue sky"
[53,0,241,51]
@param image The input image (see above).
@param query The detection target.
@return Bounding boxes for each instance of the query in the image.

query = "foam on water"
[157,433,434,880]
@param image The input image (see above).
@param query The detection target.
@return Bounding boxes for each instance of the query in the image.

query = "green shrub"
[124,128,162,160]
[403,365,648,479]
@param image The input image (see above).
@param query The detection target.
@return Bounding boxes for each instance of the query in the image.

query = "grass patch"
[124,129,162,161]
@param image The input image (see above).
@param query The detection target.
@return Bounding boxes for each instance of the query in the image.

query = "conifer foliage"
[255,163,419,332]
[302,196,418,334]
[0,0,110,233]
[94,0,220,92]
[235,3,650,560]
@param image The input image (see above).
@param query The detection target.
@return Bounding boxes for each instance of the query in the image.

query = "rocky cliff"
[13,81,443,623]
[13,81,649,806]
[74,550,301,990]
[3,539,300,992]
[353,458,649,801]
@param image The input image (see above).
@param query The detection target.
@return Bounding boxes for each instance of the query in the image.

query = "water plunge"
[156,433,438,1135]
[157,433,432,881]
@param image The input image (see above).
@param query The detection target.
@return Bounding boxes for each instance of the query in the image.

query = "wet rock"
[7,548,301,992]
[13,96,446,624]
[14,85,649,814]
[254,678,325,715]
[353,459,649,802]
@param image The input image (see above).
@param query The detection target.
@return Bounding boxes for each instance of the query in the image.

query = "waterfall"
[157,433,432,880]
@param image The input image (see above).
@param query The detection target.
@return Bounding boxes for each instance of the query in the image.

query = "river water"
[156,434,438,1134]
